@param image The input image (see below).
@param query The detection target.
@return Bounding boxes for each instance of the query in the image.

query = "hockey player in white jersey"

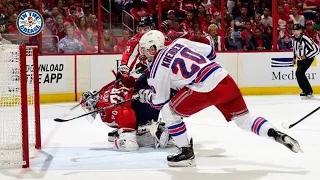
[136,30,302,167]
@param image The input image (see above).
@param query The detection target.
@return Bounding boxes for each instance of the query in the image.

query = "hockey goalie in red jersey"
[80,77,171,151]
[137,30,303,167]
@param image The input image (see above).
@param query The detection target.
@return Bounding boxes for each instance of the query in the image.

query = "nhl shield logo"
[17,9,44,36]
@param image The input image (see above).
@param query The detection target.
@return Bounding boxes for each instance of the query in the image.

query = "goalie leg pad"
[114,128,139,151]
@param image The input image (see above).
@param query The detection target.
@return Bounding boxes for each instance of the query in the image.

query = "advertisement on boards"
[26,56,74,93]
[238,53,320,87]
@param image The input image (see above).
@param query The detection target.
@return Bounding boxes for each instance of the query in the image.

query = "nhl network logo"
[17,9,44,36]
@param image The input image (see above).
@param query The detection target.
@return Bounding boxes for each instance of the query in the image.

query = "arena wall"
[31,53,320,103]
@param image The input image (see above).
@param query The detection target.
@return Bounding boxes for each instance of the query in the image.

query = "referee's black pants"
[296,58,314,94]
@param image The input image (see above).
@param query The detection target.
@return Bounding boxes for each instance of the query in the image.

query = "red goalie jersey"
[96,80,136,130]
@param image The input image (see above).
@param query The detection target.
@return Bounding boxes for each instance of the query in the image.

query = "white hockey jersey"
[147,38,228,109]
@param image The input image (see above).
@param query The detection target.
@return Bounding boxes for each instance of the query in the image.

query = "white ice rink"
[1,95,320,180]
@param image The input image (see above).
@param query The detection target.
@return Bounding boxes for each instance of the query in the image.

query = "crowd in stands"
[0,0,319,53]
[126,0,320,51]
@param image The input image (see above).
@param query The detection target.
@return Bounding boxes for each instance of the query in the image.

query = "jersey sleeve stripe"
[207,46,216,61]
[149,48,168,78]
[193,62,221,84]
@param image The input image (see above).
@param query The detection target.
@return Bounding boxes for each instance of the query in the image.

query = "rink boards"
[22,52,320,103]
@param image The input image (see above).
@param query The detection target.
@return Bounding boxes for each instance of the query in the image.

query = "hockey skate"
[167,138,196,167]
[268,129,303,153]
[300,92,314,100]
[108,129,119,142]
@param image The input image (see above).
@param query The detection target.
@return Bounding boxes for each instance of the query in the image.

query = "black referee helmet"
[292,24,303,30]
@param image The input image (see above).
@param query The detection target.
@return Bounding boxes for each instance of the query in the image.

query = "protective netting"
[0,45,37,167]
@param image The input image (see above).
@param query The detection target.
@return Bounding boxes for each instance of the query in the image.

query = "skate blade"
[284,136,303,153]
[168,158,196,167]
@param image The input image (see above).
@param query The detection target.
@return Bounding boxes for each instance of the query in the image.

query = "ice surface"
[1,95,320,180]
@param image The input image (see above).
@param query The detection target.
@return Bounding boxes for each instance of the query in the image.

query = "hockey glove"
[138,89,154,104]
[119,64,129,77]
[135,62,148,74]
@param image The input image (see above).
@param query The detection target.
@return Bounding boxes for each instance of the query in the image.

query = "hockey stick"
[281,105,320,129]
[54,98,136,122]
[62,67,141,116]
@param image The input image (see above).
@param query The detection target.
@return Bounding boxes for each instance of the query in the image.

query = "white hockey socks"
[233,113,275,139]
[167,121,189,147]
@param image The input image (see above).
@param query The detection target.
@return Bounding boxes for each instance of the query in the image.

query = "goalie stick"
[282,105,320,129]
[54,98,136,122]
[62,67,141,116]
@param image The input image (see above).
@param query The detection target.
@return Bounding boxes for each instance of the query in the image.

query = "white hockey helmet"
[139,30,165,52]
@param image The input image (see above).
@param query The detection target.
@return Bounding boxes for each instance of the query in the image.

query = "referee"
[292,24,320,99]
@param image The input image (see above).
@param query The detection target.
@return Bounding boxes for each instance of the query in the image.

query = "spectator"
[197,4,206,23]
[0,4,9,25]
[114,29,131,53]
[302,0,319,20]
[193,21,201,31]
[216,5,234,28]
[56,14,67,40]
[0,33,11,44]
[278,35,293,50]
[88,14,98,32]
[42,18,57,36]
[240,21,254,44]
[161,19,172,33]
[247,27,272,50]
[6,13,22,43]
[166,10,176,21]
[201,13,214,33]
[278,4,290,22]
[289,6,305,26]
[261,7,272,27]
[179,10,195,38]
[100,29,117,53]
[167,20,186,40]
[6,4,15,18]
[305,20,320,45]
[248,0,263,18]
[179,0,197,14]
[232,1,243,19]
[58,25,85,53]
[207,0,220,20]
[56,0,67,17]
[161,10,175,32]
[82,5,92,21]
[252,14,265,32]
[188,29,210,45]
[234,6,252,31]
[50,7,61,23]
[225,31,247,50]
[264,26,273,42]
[82,28,98,53]
[206,24,221,51]
[65,5,79,27]
[76,16,88,34]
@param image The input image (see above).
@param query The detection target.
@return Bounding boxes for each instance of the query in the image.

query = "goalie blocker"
[80,75,171,151]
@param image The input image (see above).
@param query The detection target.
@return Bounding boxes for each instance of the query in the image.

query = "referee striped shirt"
[292,34,320,60]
